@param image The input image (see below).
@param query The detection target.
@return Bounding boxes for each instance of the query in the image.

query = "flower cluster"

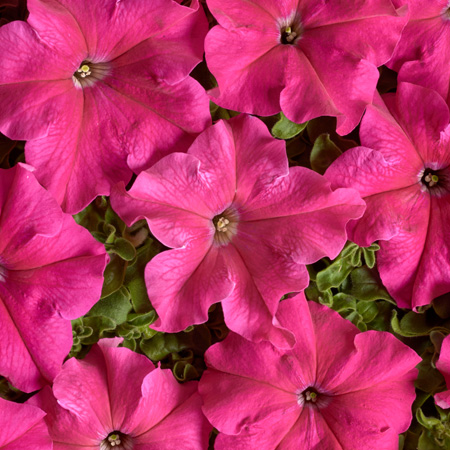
[1,0,450,449]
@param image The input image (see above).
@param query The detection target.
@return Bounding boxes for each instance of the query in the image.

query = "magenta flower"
[436,334,450,409]
[388,0,450,104]
[0,0,210,213]
[199,293,421,449]
[205,0,407,135]
[111,114,365,348]
[0,397,51,449]
[0,164,108,392]
[325,82,450,310]
[31,339,211,450]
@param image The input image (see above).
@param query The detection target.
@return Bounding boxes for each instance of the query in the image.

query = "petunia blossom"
[325,82,450,310]
[0,164,108,392]
[0,0,210,213]
[435,334,450,409]
[199,293,421,450]
[388,0,450,105]
[111,114,365,348]
[31,339,211,450]
[205,0,407,135]
[0,397,52,450]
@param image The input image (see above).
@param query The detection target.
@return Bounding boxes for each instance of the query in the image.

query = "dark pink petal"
[134,391,210,449]
[378,191,450,310]
[27,0,87,60]
[206,27,285,116]
[26,83,132,213]
[125,369,210,448]
[279,48,340,127]
[31,386,103,447]
[220,243,301,348]
[323,331,420,394]
[0,287,73,392]
[102,75,210,173]
[111,154,217,249]
[207,0,299,29]
[303,0,401,27]
[96,341,156,431]
[110,0,208,85]
[436,335,450,409]
[241,167,366,261]
[320,395,400,450]
[385,83,450,162]
[0,397,51,450]
[51,0,206,65]
[276,408,342,450]
[214,409,300,450]
[201,370,298,437]
[147,242,234,333]
[0,166,107,391]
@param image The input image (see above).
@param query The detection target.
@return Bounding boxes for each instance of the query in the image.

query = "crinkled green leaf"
[173,361,199,382]
[271,112,307,140]
[331,293,356,313]
[356,301,378,323]
[415,350,445,394]
[77,316,116,345]
[140,333,188,361]
[316,256,354,291]
[391,311,450,338]
[310,133,342,174]
[101,254,128,298]
[88,286,132,324]
[348,266,394,302]
[362,246,376,268]
[128,310,157,328]
[106,237,136,261]
[317,288,333,306]
[124,239,161,312]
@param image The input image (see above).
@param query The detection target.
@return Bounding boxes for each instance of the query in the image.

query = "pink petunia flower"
[436,334,450,409]
[199,293,421,450]
[0,0,210,213]
[0,397,52,449]
[0,164,108,392]
[388,0,450,105]
[31,339,211,450]
[111,114,365,348]
[205,0,407,135]
[325,82,450,310]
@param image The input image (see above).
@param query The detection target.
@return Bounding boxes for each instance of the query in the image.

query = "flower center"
[73,60,110,89]
[297,386,328,408]
[212,208,239,246]
[420,167,449,194]
[100,431,133,450]
[279,13,302,45]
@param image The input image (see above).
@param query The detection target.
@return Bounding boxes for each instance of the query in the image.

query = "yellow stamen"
[81,64,90,73]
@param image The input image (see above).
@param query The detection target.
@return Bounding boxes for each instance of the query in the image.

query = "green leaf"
[347,266,394,302]
[316,256,354,291]
[391,310,450,338]
[124,239,160,312]
[362,247,376,268]
[140,333,188,361]
[88,286,132,324]
[310,133,342,175]
[356,301,378,323]
[128,310,157,328]
[106,237,136,261]
[101,254,128,298]
[271,112,307,140]
[77,316,116,345]
[331,293,356,313]
[173,361,199,382]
